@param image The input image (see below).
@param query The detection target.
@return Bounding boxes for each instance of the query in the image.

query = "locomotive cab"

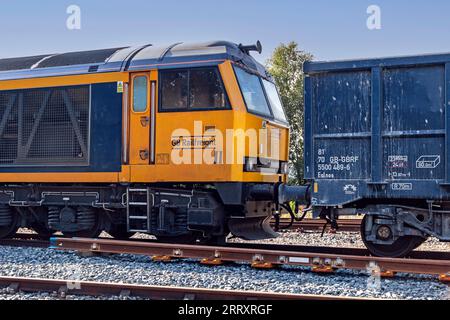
[123,42,296,241]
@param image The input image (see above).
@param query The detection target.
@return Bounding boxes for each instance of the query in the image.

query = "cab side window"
[133,76,148,112]
[160,70,188,110]
[160,67,229,111]
[190,69,227,109]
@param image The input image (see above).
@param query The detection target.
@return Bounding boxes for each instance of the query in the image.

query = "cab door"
[129,72,156,165]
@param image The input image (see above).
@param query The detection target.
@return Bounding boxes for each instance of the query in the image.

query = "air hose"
[278,202,312,230]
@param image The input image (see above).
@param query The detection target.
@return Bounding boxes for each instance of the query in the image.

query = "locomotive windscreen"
[0,85,90,166]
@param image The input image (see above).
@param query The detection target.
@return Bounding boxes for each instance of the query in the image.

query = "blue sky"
[1,0,449,63]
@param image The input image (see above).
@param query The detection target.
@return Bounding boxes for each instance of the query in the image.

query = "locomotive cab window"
[234,67,272,118]
[262,79,288,123]
[160,67,229,111]
[235,66,289,123]
[160,70,188,110]
[133,75,148,112]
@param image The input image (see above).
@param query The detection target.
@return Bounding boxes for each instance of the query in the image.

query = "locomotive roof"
[0,41,267,81]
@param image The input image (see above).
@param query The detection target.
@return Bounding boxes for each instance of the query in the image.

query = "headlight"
[245,158,289,174]
[279,162,290,175]
[245,157,258,172]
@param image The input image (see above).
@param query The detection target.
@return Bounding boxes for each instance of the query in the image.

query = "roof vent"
[88,65,99,73]
[238,41,262,55]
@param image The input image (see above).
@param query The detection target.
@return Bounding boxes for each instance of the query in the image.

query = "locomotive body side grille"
[0,85,90,166]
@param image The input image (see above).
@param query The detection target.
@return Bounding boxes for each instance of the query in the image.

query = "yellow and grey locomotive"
[0,41,307,242]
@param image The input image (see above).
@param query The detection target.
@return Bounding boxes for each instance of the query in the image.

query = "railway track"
[0,276,366,300]
[48,237,450,283]
[2,233,448,259]
[2,233,449,283]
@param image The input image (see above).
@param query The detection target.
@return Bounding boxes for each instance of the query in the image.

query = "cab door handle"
[140,149,149,160]
[140,116,150,127]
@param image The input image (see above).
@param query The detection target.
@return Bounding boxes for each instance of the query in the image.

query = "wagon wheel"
[360,215,424,258]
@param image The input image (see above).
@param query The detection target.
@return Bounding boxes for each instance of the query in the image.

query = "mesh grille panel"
[0,85,90,166]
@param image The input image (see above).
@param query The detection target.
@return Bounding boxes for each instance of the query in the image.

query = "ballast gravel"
[0,243,448,300]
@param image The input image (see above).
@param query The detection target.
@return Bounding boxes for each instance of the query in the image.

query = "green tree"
[266,42,313,184]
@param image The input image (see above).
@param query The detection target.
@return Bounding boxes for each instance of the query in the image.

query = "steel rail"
[50,237,450,282]
[0,276,366,300]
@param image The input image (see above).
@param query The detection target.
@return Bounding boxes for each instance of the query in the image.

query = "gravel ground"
[0,245,448,300]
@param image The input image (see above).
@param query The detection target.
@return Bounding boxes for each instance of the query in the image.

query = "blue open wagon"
[303,53,450,256]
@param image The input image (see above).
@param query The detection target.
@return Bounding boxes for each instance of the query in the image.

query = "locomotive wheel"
[412,237,426,250]
[361,215,423,258]
[107,224,135,240]
[0,208,19,239]
[203,235,227,246]
[157,234,200,244]
[63,208,103,238]
[31,208,54,239]
[157,234,227,245]
[63,226,103,239]
[31,223,54,239]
